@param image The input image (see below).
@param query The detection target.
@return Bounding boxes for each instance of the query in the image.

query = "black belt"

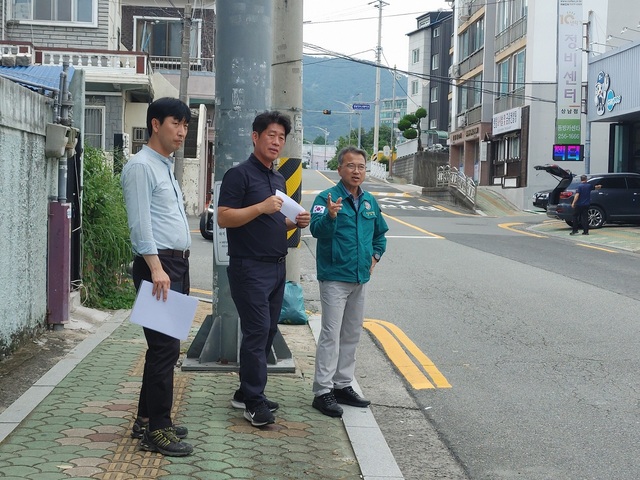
[236,256,286,264]
[157,249,190,259]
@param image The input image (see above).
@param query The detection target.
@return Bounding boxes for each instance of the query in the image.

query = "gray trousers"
[313,280,367,396]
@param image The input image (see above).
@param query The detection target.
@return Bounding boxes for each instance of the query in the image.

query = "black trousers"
[572,205,590,233]
[227,257,286,410]
[132,254,190,432]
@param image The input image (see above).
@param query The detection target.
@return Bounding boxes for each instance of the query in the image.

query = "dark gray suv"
[535,165,640,229]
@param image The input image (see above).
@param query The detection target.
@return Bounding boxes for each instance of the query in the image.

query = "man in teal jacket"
[310,146,389,417]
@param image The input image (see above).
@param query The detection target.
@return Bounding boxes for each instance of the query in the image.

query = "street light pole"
[334,100,356,144]
[309,125,330,169]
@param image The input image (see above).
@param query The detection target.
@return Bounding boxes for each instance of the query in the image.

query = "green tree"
[325,124,393,170]
[398,107,427,151]
[82,146,136,309]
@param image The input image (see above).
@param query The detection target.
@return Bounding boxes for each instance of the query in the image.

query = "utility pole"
[174,0,192,186]
[272,0,303,283]
[371,0,388,159]
[183,0,294,372]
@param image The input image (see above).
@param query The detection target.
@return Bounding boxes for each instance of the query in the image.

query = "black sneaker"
[231,389,279,412]
[569,231,578,235]
[333,386,371,407]
[312,392,343,417]
[582,232,589,235]
[140,428,193,457]
[131,418,188,439]
[244,401,276,427]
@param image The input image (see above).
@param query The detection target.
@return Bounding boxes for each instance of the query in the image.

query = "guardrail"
[436,164,477,206]
[368,160,388,180]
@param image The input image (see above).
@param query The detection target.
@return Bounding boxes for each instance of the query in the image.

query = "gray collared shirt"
[121,145,191,256]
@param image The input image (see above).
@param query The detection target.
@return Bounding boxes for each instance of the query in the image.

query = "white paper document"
[275,189,305,224]
[129,281,199,340]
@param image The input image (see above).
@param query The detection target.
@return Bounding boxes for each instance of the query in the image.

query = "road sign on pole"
[352,103,371,110]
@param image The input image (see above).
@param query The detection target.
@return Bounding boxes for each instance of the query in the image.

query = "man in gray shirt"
[121,97,193,456]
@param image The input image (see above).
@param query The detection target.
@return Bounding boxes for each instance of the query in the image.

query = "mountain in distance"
[302,55,405,144]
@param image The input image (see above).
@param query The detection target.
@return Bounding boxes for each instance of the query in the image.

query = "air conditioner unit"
[457,115,467,128]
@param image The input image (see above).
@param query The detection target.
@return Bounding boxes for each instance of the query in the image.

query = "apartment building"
[448,0,638,209]
[406,10,453,148]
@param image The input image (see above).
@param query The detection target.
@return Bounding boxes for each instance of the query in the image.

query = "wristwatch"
[373,252,381,262]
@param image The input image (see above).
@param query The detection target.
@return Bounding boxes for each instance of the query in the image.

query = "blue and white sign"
[352,103,371,110]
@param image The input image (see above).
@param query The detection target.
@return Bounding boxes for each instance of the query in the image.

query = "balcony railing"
[495,16,527,53]
[459,48,484,76]
[494,86,525,113]
[0,41,149,75]
[150,56,214,73]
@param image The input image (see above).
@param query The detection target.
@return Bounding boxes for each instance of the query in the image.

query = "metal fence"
[436,164,477,205]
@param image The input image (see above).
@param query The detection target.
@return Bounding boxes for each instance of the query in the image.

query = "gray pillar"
[183,0,294,372]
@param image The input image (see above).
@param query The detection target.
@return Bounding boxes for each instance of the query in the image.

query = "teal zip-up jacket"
[310,181,388,283]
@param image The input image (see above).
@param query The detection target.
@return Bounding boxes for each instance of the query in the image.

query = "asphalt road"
[189,169,640,480]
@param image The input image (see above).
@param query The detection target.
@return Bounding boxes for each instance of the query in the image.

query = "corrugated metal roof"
[0,65,75,94]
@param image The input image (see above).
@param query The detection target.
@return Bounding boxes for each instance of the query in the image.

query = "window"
[597,177,626,189]
[498,59,510,96]
[132,127,148,154]
[12,0,95,23]
[497,0,527,33]
[430,119,438,129]
[495,134,521,162]
[412,48,420,64]
[433,26,440,38]
[514,50,525,90]
[84,107,105,149]
[497,49,526,97]
[431,86,438,103]
[431,53,439,70]
[135,17,201,59]
[411,80,419,95]
[458,17,484,61]
[457,74,482,114]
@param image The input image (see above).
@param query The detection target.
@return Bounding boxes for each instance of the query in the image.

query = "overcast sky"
[303,0,452,72]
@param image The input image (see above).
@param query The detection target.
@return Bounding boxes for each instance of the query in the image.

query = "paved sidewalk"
[0,297,399,479]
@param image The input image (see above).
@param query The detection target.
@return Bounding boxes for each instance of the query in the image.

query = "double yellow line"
[363,319,451,390]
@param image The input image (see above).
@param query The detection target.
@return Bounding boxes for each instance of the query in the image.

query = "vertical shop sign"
[556,0,582,144]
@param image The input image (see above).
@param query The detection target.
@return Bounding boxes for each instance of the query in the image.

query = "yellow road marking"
[363,319,451,390]
[498,222,547,238]
[576,243,617,253]
[383,213,444,238]
[363,321,435,389]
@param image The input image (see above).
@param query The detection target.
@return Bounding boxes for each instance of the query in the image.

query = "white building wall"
[0,78,51,356]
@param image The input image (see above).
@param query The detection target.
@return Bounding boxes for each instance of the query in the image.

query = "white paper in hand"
[275,189,305,224]
[130,281,199,340]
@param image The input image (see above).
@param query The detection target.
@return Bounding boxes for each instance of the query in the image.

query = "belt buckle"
[277,256,285,264]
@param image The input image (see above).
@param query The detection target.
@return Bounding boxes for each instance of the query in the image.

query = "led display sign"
[552,144,583,162]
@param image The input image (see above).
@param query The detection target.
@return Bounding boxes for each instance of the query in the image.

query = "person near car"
[217,111,311,427]
[120,97,193,457]
[570,175,597,235]
[310,146,389,417]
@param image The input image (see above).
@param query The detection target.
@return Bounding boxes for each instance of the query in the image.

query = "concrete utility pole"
[272,0,303,283]
[371,0,388,159]
[183,0,294,373]
[390,65,396,176]
[174,0,192,186]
